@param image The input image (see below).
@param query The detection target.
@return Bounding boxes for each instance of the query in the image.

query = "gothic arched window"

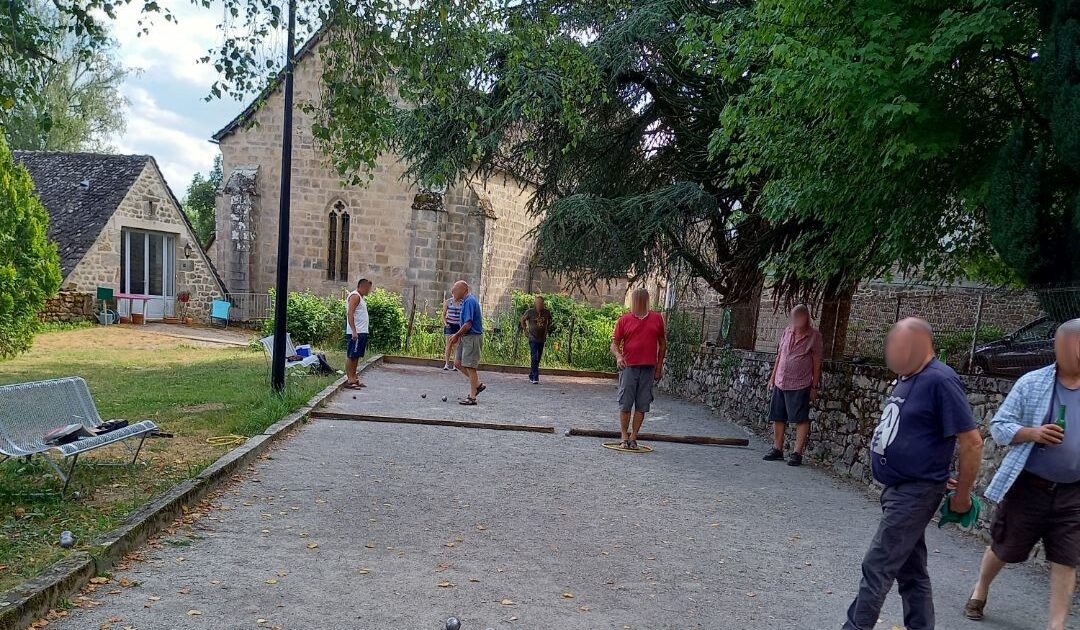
[326,200,350,281]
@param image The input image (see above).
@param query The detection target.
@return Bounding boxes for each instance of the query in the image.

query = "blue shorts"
[346,333,369,360]
[444,323,461,336]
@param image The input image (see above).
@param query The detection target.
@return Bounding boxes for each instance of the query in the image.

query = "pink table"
[114,293,154,325]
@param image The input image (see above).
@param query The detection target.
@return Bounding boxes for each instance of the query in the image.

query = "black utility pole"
[271,0,297,392]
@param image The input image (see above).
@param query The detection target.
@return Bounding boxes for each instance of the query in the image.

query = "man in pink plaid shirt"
[764,305,824,466]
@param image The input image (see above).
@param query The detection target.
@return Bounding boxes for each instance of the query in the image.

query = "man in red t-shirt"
[610,288,667,450]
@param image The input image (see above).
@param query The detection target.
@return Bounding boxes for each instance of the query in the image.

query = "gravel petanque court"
[46,364,1061,630]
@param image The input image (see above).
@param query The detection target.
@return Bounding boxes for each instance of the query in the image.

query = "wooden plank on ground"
[309,411,556,434]
[566,428,749,447]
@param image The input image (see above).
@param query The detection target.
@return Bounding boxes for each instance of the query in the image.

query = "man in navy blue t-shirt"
[843,318,984,630]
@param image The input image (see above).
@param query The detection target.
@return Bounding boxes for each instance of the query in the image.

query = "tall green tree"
[183,155,223,247]
[0,136,62,357]
[1,0,162,127]
[708,0,1039,297]
[986,0,1080,300]
[3,2,128,151]
[205,0,827,306]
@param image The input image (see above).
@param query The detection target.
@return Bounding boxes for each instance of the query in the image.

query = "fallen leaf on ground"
[265,579,278,585]
[437,581,454,588]
[186,610,202,616]
[562,592,574,599]
[306,543,319,549]
[89,577,109,585]
[500,599,515,606]
[357,569,370,575]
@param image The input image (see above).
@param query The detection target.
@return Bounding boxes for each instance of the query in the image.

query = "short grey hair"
[792,304,810,316]
[1057,318,1080,336]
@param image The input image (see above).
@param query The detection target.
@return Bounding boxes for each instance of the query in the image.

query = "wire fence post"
[968,292,985,372]
[513,310,522,362]
[894,295,902,323]
[404,287,417,352]
[567,315,576,365]
[700,306,706,344]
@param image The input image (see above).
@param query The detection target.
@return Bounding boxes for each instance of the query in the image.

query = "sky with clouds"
[106,2,250,197]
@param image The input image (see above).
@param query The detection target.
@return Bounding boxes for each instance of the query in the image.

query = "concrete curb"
[0,355,381,630]
[382,354,617,379]
[0,554,95,630]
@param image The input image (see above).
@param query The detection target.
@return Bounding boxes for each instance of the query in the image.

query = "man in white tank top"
[345,278,372,389]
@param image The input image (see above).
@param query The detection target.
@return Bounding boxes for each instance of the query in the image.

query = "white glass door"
[121,229,176,319]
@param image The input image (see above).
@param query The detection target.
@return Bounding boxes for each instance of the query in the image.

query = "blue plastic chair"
[210,300,231,328]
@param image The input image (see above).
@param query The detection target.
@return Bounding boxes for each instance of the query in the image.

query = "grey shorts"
[455,334,482,368]
[618,365,656,413]
[769,387,811,423]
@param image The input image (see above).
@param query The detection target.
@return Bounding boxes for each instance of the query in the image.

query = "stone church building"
[210,37,621,315]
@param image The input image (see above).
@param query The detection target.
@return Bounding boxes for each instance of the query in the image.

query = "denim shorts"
[346,333,369,360]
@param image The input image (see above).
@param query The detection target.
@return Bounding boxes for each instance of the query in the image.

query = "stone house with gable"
[15,151,226,323]
[210,34,626,316]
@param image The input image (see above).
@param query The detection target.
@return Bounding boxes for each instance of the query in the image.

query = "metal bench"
[259,334,321,371]
[0,377,158,494]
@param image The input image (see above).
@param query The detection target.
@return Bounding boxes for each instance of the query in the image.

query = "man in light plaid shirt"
[964,319,1080,630]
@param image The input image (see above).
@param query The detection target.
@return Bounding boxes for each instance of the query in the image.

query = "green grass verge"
[0,326,342,592]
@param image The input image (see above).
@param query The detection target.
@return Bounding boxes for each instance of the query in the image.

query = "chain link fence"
[669,285,1080,378]
[398,303,621,373]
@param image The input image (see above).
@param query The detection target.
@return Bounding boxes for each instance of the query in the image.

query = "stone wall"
[63,161,225,322]
[663,346,1019,538]
[39,291,94,323]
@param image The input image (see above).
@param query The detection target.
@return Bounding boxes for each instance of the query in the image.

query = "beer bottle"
[1055,404,1067,432]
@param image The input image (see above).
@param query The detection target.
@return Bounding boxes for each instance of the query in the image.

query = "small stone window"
[326,200,350,281]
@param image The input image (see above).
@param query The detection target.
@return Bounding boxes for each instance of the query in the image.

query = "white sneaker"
[443,364,450,371]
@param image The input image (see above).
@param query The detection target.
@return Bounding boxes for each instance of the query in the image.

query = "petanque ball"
[59,531,75,549]
[442,396,448,402]
[421,393,427,399]
[445,617,461,630]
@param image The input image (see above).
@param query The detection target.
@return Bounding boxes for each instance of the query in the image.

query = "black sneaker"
[763,448,784,461]
[787,452,803,467]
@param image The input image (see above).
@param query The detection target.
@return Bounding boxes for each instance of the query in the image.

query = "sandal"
[619,440,630,449]
[627,440,639,451]
[476,383,486,395]
[459,397,478,406]
[344,382,363,390]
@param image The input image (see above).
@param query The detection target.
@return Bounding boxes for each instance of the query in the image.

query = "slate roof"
[13,151,150,277]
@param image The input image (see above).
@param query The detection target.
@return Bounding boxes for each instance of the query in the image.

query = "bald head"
[451,281,470,300]
[1055,318,1080,373]
[885,317,935,376]
[631,288,650,316]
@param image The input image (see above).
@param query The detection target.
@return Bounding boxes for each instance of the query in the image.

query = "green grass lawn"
[0,326,343,592]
